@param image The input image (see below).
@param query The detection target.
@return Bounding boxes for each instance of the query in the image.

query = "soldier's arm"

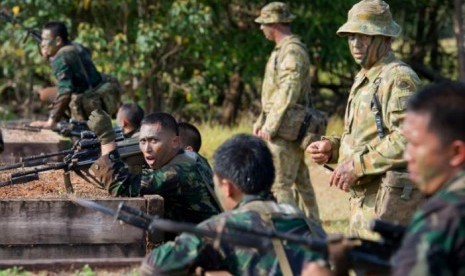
[140,219,226,275]
[353,66,420,176]
[262,46,306,137]
[391,202,460,276]
[91,149,142,196]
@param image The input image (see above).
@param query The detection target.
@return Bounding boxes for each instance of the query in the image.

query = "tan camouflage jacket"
[325,53,420,183]
[254,35,312,137]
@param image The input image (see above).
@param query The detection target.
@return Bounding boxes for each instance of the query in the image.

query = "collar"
[439,169,465,193]
[275,34,297,50]
[356,52,396,83]
[235,191,275,209]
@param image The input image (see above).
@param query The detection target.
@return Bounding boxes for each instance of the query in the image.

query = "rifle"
[74,199,406,275]
[54,119,124,139]
[0,9,42,47]
[0,131,140,193]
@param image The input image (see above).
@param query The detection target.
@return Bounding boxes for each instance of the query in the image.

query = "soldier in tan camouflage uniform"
[307,0,423,238]
[253,2,319,221]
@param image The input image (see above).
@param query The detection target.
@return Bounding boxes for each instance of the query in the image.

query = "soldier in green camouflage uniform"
[31,21,119,129]
[391,82,465,275]
[116,103,144,139]
[116,103,146,175]
[253,2,319,221]
[307,0,421,238]
[87,110,221,240]
[140,134,325,275]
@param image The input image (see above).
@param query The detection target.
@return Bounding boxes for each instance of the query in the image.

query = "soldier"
[87,110,221,240]
[178,122,202,153]
[253,2,319,220]
[140,134,325,275]
[307,0,423,238]
[116,103,144,139]
[391,81,465,275]
[304,81,465,276]
[31,21,121,128]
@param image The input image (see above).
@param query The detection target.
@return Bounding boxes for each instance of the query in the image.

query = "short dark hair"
[43,21,70,44]
[408,81,465,146]
[119,103,144,129]
[141,112,179,135]
[178,122,202,152]
[213,134,275,194]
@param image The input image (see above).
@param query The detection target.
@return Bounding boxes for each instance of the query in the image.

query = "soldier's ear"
[55,36,63,46]
[450,140,465,167]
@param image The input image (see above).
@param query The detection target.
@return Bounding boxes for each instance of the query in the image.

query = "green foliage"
[0,267,30,276]
[0,0,458,121]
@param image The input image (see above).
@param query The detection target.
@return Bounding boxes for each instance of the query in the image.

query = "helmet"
[254,2,296,24]
[337,0,401,37]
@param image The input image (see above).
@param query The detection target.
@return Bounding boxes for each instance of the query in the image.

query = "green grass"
[197,119,251,162]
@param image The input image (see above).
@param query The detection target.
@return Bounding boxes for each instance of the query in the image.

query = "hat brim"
[336,22,401,38]
[254,14,296,24]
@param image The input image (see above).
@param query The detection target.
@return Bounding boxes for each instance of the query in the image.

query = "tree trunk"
[454,0,465,81]
[220,72,243,126]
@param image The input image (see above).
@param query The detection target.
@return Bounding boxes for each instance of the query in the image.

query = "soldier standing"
[307,0,422,238]
[31,21,120,129]
[253,2,319,220]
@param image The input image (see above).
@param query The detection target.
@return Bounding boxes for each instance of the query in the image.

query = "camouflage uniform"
[91,149,221,231]
[391,170,465,275]
[140,193,325,276]
[49,43,104,123]
[327,0,422,238]
[254,2,319,221]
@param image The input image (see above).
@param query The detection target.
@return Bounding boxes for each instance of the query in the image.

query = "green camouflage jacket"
[91,149,221,226]
[325,53,420,183]
[254,35,312,137]
[51,43,102,96]
[140,193,325,276]
[391,170,465,275]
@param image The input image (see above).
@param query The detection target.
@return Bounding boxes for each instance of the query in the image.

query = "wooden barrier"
[0,195,164,269]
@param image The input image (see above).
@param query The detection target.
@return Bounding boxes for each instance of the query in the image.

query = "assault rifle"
[0,131,140,193]
[53,119,124,139]
[75,199,406,275]
[0,9,41,47]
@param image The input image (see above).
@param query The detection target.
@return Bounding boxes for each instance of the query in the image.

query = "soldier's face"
[260,23,275,41]
[348,34,389,68]
[403,112,454,195]
[41,29,60,58]
[139,123,180,170]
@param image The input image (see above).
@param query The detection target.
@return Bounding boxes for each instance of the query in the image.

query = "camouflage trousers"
[267,137,320,221]
[349,174,424,240]
[348,181,381,240]
[69,92,103,121]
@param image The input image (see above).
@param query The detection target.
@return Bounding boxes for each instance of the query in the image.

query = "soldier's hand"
[330,161,358,192]
[306,140,332,164]
[88,109,116,145]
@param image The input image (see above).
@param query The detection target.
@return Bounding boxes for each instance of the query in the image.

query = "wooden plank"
[145,195,165,252]
[0,198,163,245]
[0,244,145,260]
[0,257,143,270]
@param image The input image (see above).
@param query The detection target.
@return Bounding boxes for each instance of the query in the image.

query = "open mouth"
[144,155,155,165]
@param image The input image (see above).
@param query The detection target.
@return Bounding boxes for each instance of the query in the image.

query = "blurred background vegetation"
[0,0,461,126]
